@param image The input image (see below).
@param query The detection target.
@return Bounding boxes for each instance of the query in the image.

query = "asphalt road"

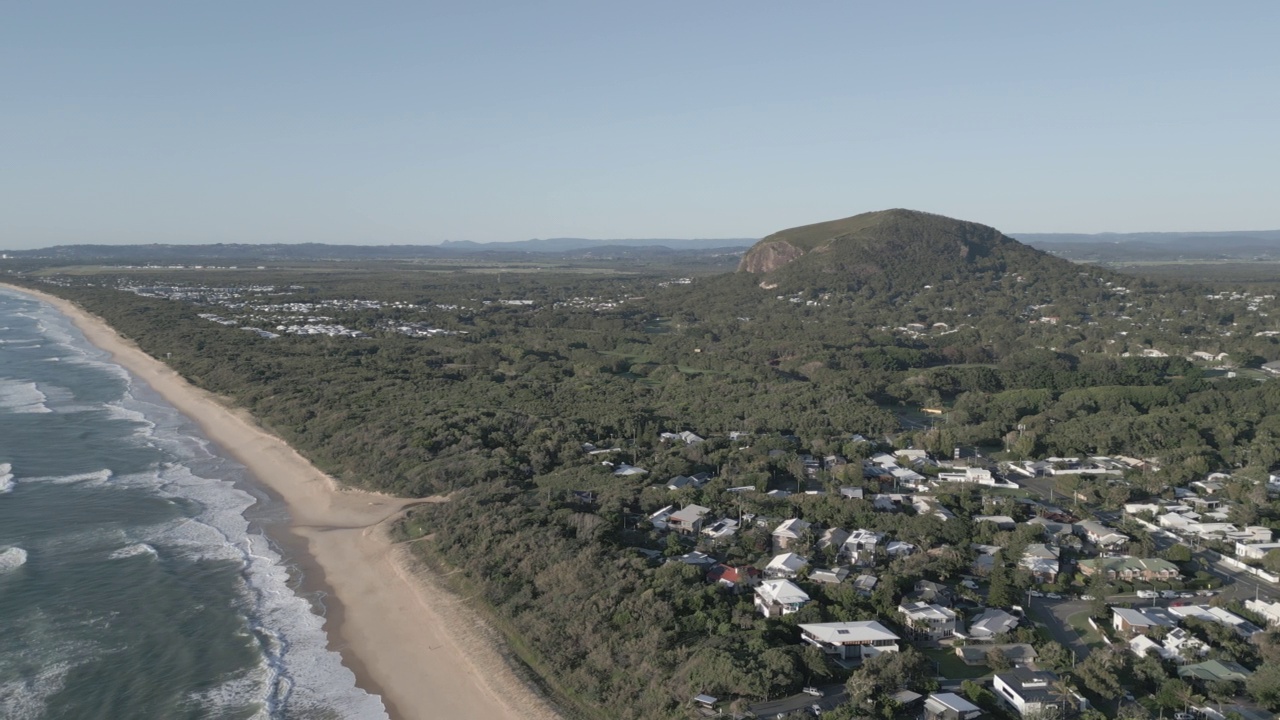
[1028,597,1094,662]
[747,683,847,718]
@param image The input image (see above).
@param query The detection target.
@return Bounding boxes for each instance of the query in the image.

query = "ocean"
[0,288,390,720]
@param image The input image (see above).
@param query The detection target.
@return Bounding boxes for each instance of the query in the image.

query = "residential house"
[1178,659,1253,684]
[1167,605,1263,638]
[898,601,959,641]
[753,579,811,618]
[1075,520,1129,548]
[1078,557,1181,582]
[666,475,696,491]
[659,431,704,445]
[764,552,809,579]
[799,621,901,661]
[675,551,717,569]
[886,540,917,558]
[843,529,884,567]
[937,467,1001,486]
[817,527,850,555]
[975,515,1017,531]
[772,518,812,551]
[612,463,648,476]
[700,517,739,541]
[1019,544,1061,583]
[648,505,675,530]
[1027,517,1074,538]
[924,692,984,720]
[1124,503,1162,517]
[873,493,909,511]
[1246,598,1280,627]
[1129,628,1206,663]
[907,580,954,607]
[667,505,711,534]
[809,567,850,584]
[1236,541,1280,560]
[914,495,957,521]
[993,669,1082,718]
[839,486,865,500]
[972,545,1000,576]
[965,609,1020,640]
[1228,526,1274,545]
[706,564,760,592]
[1112,607,1177,637]
[853,574,878,596]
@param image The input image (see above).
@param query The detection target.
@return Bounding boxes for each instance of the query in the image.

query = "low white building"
[993,669,1082,717]
[764,552,809,579]
[1236,541,1280,560]
[799,621,900,661]
[1246,599,1280,627]
[772,518,812,550]
[754,579,810,618]
[843,529,884,566]
[899,601,958,640]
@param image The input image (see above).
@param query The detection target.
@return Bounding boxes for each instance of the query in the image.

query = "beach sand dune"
[3,284,561,720]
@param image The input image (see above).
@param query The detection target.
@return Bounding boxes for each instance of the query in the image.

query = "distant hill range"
[1015,230,1280,263]
[440,237,755,252]
[3,238,755,263]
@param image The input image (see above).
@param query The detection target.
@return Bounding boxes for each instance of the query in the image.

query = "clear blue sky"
[3,2,1278,248]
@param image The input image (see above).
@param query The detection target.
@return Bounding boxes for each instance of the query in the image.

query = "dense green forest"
[6,213,1280,718]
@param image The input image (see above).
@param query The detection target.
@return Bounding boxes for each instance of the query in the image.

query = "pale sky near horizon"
[3,2,1278,249]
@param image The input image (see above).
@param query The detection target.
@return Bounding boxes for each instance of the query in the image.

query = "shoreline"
[2,283,561,720]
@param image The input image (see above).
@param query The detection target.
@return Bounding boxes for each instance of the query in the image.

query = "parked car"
[1174,713,1195,720]
[1029,590,1044,597]
[1197,590,1215,596]
[1137,590,1159,599]
[1080,594,1095,601]
[1179,592,1195,598]
[803,687,824,697]
[1171,600,1190,607]
[1161,590,1178,599]
[1046,592,1062,599]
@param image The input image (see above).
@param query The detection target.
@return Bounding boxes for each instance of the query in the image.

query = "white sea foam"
[0,660,73,720]
[112,454,388,718]
[0,463,13,493]
[0,547,28,572]
[108,543,158,560]
[22,469,115,487]
[104,401,157,438]
[0,379,52,414]
[0,291,389,719]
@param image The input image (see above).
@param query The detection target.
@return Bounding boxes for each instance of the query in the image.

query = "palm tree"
[1052,675,1078,717]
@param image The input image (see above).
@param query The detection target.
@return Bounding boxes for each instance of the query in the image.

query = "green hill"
[738,208,1070,292]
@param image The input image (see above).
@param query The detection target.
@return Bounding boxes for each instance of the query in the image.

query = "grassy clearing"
[1065,610,1104,647]
[923,648,990,680]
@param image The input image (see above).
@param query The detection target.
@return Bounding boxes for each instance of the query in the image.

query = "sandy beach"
[3,284,561,720]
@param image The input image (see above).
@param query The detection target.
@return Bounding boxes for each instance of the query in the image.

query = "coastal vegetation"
[6,210,1280,718]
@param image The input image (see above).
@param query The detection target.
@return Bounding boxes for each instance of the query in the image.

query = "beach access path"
[2,283,561,720]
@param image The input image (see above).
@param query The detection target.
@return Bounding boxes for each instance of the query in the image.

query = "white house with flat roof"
[799,621,900,661]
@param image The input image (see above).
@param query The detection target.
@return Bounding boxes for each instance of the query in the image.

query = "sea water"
[0,288,390,720]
